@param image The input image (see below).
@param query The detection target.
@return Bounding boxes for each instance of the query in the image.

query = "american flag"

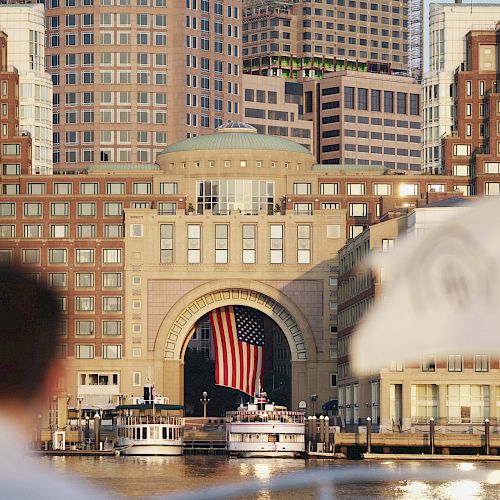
[210,306,264,396]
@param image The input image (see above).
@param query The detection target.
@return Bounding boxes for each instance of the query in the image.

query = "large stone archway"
[152,279,319,408]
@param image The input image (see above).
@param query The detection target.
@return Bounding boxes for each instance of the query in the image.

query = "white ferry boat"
[115,387,184,456]
[226,389,306,458]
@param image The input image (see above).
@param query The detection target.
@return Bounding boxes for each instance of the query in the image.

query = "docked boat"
[115,385,184,456]
[226,389,306,458]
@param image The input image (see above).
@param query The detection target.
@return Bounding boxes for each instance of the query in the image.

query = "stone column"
[402,381,412,431]
[379,377,392,430]
[438,384,447,426]
[489,385,497,425]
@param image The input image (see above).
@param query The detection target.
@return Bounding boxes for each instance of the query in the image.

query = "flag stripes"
[210,306,264,396]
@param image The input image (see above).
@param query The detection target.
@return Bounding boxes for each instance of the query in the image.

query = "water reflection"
[40,456,500,499]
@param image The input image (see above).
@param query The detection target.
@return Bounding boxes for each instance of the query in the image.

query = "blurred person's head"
[0,264,61,410]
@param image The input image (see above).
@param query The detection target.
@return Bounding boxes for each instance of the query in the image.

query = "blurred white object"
[352,196,500,374]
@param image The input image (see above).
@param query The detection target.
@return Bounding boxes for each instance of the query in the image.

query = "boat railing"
[154,465,492,500]
[226,412,305,424]
[119,415,183,426]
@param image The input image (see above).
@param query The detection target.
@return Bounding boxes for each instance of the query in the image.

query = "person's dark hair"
[0,265,61,400]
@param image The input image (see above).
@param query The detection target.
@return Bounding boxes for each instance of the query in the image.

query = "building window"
[19,248,40,266]
[103,249,121,264]
[78,225,96,238]
[448,354,462,372]
[270,224,284,264]
[76,248,94,264]
[76,344,95,358]
[160,224,174,264]
[77,202,96,217]
[48,272,67,288]
[0,203,16,216]
[411,384,438,423]
[51,203,69,217]
[104,202,123,216]
[103,345,122,359]
[320,183,339,195]
[54,183,73,195]
[373,183,392,196]
[28,183,45,195]
[76,273,94,288]
[399,183,418,196]
[103,296,121,312]
[453,165,470,176]
[453,144,471,157]
[160,182,178,195]
[80,182,99,195]
[447,385,489,424]
[76,296,94,312]
[293,183,311,195]
[130,224,143,238]
[242,224,256,264]
[422,355,436,372]
[103,272,121,288]
[348,203,367,217]
[215,224,229,264]
[297,225,311,264]
[106,183,125,195]
[475,355,489,372]
[103,321,121,336]
[187,225,201,264]
[344,86,354,109]
[0,225,15,238]
[48,249,67,264]
[133,182,152,195]
[294,203,312,215]
[50,225,69,238]
[485,183,500,196]
[76,320,94,336]
[346,183,365,195]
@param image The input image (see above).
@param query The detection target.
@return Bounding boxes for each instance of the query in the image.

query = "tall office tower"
[242,74,313,152]
[242,0,410,79]
[0,3,53,175]
[0,31,33,178]
[422,1,500,174]
[443,24,500,197]
[44,0,242,171]
[301,71,421,169]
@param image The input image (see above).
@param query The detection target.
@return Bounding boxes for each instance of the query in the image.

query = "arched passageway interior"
[183,307,291,416]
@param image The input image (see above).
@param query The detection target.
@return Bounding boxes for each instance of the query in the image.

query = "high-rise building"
[0,31,33,180]
[43,0,242,170]
[301,70,422,169]
[242,0,411,80]
[0,3,53,175]
[242,74,313,152]
[443,23,500,197]
[422,1,500,174]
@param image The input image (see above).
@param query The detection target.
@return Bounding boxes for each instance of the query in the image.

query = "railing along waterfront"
[155,465,496,500]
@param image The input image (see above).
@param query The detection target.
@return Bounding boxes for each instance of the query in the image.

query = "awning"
[322,400,338,411]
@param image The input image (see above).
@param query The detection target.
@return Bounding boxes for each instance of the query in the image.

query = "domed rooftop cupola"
[159,121,312,155]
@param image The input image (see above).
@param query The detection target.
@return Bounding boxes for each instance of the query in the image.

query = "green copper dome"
[159,122,311,155]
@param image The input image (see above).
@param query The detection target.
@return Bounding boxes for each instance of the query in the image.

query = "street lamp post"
[200,391,210,419]
[309,394,318,416]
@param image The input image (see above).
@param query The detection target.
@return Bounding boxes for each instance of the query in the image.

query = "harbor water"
[40,455,500,499]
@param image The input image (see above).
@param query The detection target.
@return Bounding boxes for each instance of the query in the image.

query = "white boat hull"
[121,444,183,456]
